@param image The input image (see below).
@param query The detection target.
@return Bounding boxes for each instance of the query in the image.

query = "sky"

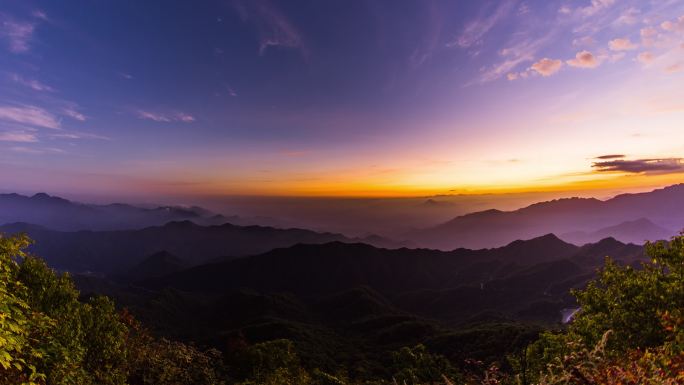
[1,0,684,200]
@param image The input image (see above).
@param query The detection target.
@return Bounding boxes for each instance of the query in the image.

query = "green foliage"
[570,235,684,352]
[16,255,88,384]
[125,314,226,385]
[6,230,682,385]
[0,234,47,385]
[390,344,460,385]
[524,234,684,385]
[537,316,684,385]
[234,339,308,384]
[0,234,227,385]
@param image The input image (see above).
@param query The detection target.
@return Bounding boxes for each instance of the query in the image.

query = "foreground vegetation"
[0,233,682,384]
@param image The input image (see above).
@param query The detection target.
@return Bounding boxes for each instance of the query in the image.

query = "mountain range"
[2,185,682,252]
[141,234,643,321]
[68,235,643,373]
[0,192,224,231]
[410,184,683,249]
[0,221,405,274]
[1,188,663,377]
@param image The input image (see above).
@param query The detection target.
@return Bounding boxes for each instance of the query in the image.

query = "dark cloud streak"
[592,158,684,174]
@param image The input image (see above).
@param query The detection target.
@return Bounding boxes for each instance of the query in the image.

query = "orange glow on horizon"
[147,171,684,199]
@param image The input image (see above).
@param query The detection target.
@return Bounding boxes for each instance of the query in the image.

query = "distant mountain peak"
[31,192,51,199]
[499,233,577,258]
[594,236,621,245]
[30,192,72,204]
[144,250,183,264]
[163,220,198,228]
[120,250,187,282]
[422,198,452,208]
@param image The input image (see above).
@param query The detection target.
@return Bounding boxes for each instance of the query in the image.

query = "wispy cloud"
[0,131,37,142]
[567,50,601,68]
[9,146,65,155]
[609,38,638,51]
[226,85,238,97]
[232,0,309,60]
[136,110,195,123]
[614,7,640,26]
[572,36,595,47]
[596,154,625,160]
[640,26,658,46]
[137,110,171,122]
[637,51,655,64]
[477,36,551,83]
[62,107,86,121]
[593,158,684,174]
[661,15,684,33]
[50,131,110,140]
[579,0,615,18]
[32,10,48,21]
[176,112,195,122]
[0,105,60,129]
[530,58,563,76]
[449,0,516,49]
[9,73,55,92]
[0,13,36,53]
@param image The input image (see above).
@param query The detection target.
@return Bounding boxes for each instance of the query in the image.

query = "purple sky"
[1,0,683,199]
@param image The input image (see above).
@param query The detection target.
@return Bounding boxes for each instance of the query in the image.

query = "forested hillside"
[1,233,682,384]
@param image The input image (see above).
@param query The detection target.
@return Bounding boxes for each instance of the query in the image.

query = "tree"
[570,235,684,351]
[527,234,684,385]
[0,234,48,385]
[1,233,226,385]
[390,344,460,385]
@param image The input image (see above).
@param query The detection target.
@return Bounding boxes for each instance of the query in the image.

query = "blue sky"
[1,0,683,199]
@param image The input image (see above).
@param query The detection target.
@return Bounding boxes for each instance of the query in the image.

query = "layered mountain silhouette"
[0,192,221,231]
[410,184,683,249]
[142,234,642,317]
[67,234,642,370]
[561,218,673,245]
[0,221,404,274]
[115,250,188,282]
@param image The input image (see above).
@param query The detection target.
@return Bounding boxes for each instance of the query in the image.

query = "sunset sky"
[1,0,683,199]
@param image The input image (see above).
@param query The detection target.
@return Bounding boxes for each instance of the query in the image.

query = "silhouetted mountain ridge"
[561,218,672,245]
[411,184,683,249]
[0,221,406,274]
[142,234,639,303]
[0,192,217,231]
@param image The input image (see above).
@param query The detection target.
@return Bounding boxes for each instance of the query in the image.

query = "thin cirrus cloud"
[469,2,684,85]
[448,0,516,49]
[9,146,65,155]
[478,36,552,83]
[592,158,684,174]
[0,131,38,143]
[614,7,640,26]
[572,36,596,47]
[579,0,615,17]
[62,107,86,121]
[232,0,309,60]
[530,58,563,77]
[136,110,195,123]
[0,105,60,129]
[10,73,55,92]
[50,131,110,141]
[0,13,36,53]
[566,50,601,68]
